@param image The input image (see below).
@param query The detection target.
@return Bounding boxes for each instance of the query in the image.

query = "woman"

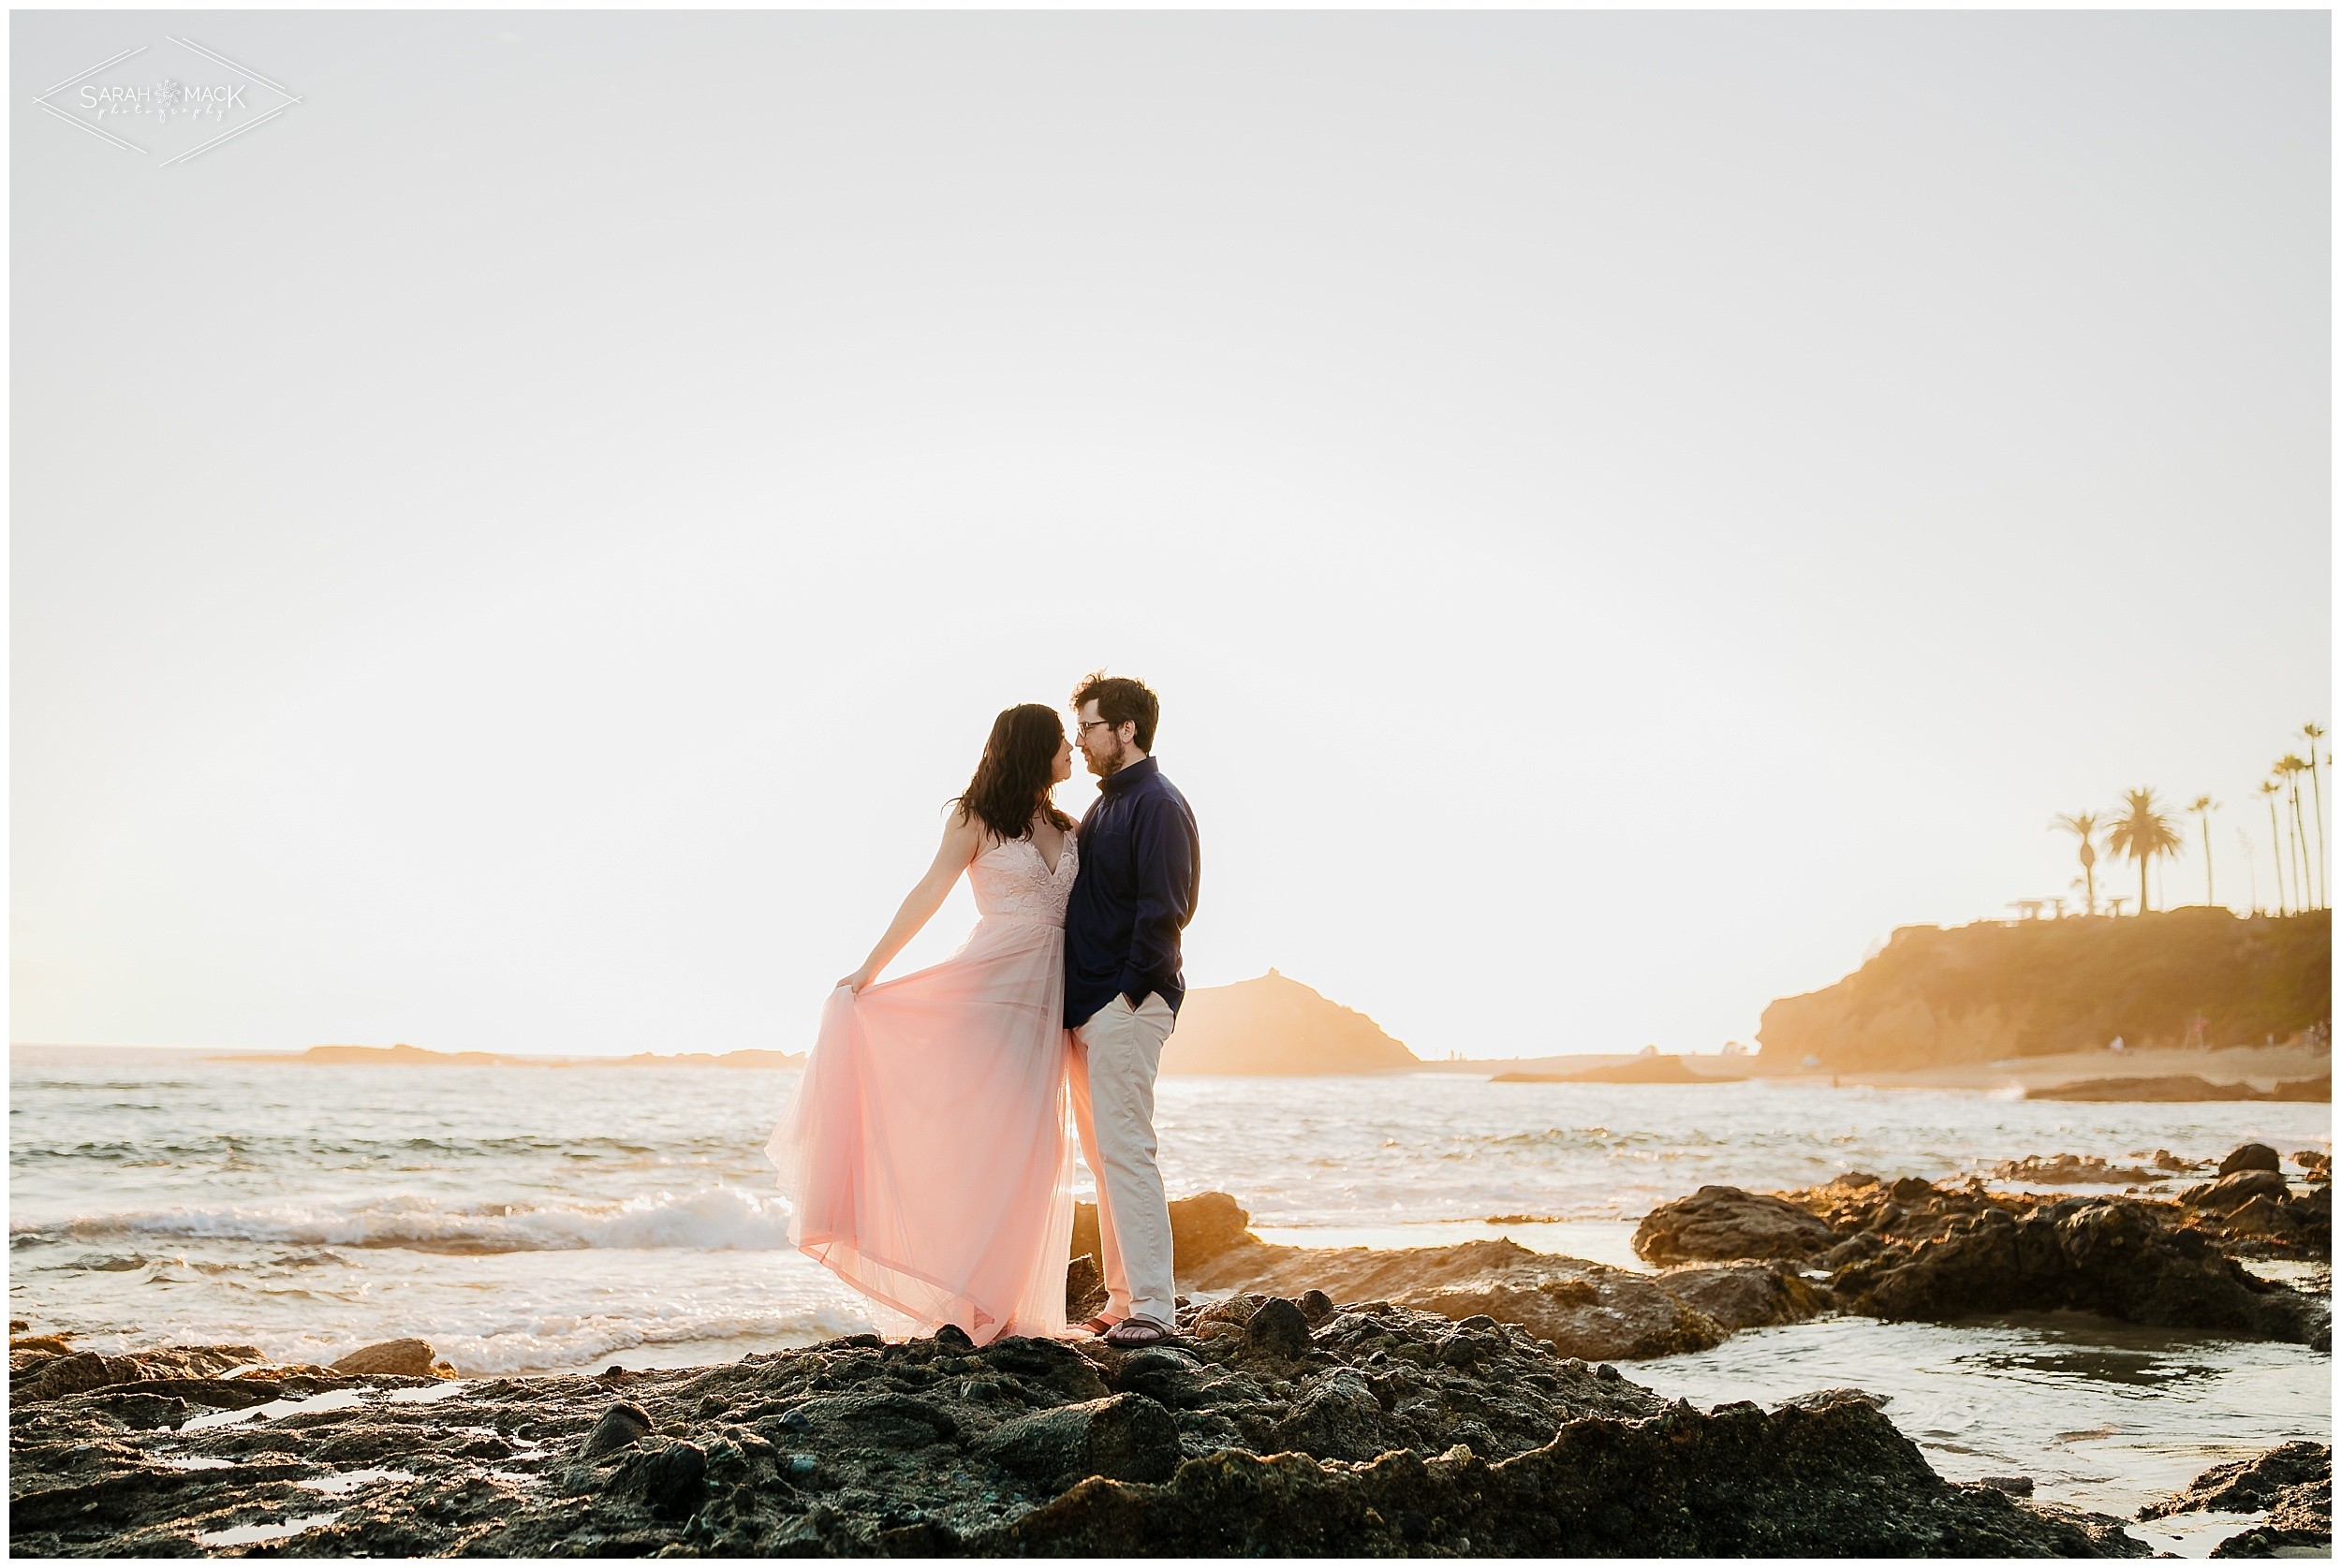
[766,704,1080,1343]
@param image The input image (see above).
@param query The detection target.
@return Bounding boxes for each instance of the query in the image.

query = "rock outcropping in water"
[1079,1194,1826,1363]
[1156,970,1421,1076]
[1631,1159,2331,1348]
[2141,1443,2332,1558]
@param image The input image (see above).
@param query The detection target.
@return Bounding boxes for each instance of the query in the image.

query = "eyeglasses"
[1077,718,1116,736]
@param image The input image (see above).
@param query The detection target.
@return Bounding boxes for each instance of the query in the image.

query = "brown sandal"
[1079,1315,1117,1336]
[1100,1316,1174,1347]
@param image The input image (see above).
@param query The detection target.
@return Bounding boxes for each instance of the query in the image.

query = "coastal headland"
[1757,908,2330,1072]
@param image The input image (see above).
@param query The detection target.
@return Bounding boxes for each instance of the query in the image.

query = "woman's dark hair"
[951,704,1074,842]
[1069,671,1159,752]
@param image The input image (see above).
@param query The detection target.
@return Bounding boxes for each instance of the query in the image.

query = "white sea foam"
[428,1302,877,1374]
[15,1183,795,1254]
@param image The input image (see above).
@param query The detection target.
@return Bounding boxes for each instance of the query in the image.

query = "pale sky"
[12,10,2331,1059]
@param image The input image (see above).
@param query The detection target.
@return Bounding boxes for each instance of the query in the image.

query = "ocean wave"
[431,1304,878,1374]
[10,1185,797,1255]
[36,1298,876,1378]
[12,1133,726,1164]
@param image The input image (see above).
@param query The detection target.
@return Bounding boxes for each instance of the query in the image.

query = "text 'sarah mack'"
[79,81,248,119]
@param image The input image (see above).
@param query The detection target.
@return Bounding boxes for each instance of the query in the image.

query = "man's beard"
[1083,739,1126,778]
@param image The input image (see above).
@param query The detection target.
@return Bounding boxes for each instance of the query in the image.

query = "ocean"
[8,1051,2329,1537]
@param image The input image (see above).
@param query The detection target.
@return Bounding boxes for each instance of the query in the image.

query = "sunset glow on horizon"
[12,10,2329,1061]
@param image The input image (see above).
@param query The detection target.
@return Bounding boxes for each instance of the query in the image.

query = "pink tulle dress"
[766,834,1078,1343]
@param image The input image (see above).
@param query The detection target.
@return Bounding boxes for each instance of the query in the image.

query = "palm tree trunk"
[2269,795,2291,915]
[2201,815,2215,907]
[2311,752,2328,908]
[2289,779,2313,911]
[2138,851,2150,915]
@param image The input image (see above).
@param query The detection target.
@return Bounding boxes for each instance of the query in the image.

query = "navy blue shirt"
[1064,756,1200,1029]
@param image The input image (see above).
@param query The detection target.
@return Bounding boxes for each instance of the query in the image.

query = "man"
[1064,671,1200,1348]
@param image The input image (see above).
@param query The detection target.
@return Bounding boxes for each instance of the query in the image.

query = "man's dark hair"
[1071,672,1159,753]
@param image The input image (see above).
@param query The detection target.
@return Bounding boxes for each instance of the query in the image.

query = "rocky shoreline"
[1141,1143,2331,1364]
[11,1144,2329,1558]
[13,1304,2160,1558]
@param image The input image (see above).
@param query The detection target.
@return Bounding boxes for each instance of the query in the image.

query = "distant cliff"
[1160,970,1421,1076]
[1758,909,2332,1072]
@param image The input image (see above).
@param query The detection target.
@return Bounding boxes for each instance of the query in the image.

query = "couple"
[766,673,1200,1350]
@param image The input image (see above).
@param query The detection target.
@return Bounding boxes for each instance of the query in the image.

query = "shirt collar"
[1100,755,1158,796]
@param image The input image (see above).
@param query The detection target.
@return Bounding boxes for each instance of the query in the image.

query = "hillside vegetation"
[1758,909,2331,1072]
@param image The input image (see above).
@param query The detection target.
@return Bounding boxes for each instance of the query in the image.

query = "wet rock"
[2181,1169,2291,1212]
[1297,1289,1335,1324]
[2217,1195,2292,1239]
[979,1395,2145,1556]
[2293,1150,2332,1181]
[2142,1441,2329,1518]
[1073,1191,1261,1277]
[13,1354,138,1403]
[10,1343,264,1403]
[607,1437,707,1517]
[1776,1386,1888,1412]
[1065,1253,1108,1322]
[1979,1475,2035,1496]
[1833,1198,2329,1346]
[972,1392,1181,1492]
[1656,1262,1828,1332]
[329,1338,439,1377]
[1788,1164,2331,1272]
[1244,1297,1313,1359]
[1110,1346,1209,1409]
[580,1399,654,1458]
[1995,1154,2159,1185]
[2141,1442,2330,1558]
[2219,1144,2283,1177]
[972,1335,1110,1402]
[1187,1238,1728,1361]
[1268,1368,1385,1461]
[8,1312,2141,1559]
[786,1390,959,1450]
[1632,1185,1842,1265]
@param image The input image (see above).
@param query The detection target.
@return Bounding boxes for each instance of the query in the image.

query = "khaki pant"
[1069,992,1177,1325]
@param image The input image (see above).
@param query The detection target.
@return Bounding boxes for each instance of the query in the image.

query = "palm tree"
[2260,778,2289,914]
[2303,724,2327,907]
[2053,812,2102,915]
[2187,795,2218,908]
[2279,755,2313,911]
[2105,788,2184,914]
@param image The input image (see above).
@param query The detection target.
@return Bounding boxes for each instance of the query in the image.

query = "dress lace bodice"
[968,834,1079,926]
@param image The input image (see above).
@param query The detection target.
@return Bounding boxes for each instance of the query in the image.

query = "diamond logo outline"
[33,36,303,166]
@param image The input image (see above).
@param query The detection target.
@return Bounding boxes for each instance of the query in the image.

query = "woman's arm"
[839,810,987,991]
